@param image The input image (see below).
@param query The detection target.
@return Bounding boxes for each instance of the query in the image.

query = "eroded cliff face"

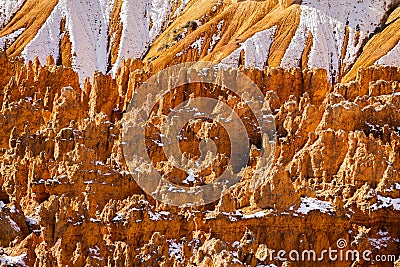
[0,51,399,266]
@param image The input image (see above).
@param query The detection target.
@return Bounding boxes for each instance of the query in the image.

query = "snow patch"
[148,210,171,221]
[21,2,62,65]
[182,169,196,184]
[0,28,25,48]
[26,216,38,226]
[90,217,101,223]
[281,0,392,83]
[112,0,175,74]
[9,218,21,232]
[222,27,276,68]
[112,213,125,222]
[368,230,394,250]
[89,246,100,255]
[294,197,333,215]
[0,0,26,30]
[168,240,183,261]
[9,205,16,213]
[207,20,224,54]
[190,37,204,56]
[89,246,104,260]
[241,211,266,219]
[371,195,400,211]
[0,253,27,266]
[172,0,191,18]
[375,41,400,66]
[22,0,114,84]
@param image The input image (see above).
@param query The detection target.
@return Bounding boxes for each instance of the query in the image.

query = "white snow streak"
[6,0,399,84]
[371,195,400,211]
[0,253,28,267]
[112,0,184,74]
[281,0,392,83]
[294,197,333,215]
[22,0,114,83]
[0,0,26,30]
[222,26,276,68]
[375,41,400,66]
[0,28,25,48]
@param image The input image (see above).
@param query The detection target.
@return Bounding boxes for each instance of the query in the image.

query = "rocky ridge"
[0,0,399,84]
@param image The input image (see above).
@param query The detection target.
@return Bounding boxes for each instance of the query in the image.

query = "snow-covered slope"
[0,0,26,30]
[22,0,113,81]
[376,41,400,66]
[0,28,24,48]
[0,0,399,83]
[16,0,188,83]
[111,0,185,73]
[280,0,394,82]
[221,26,276,68]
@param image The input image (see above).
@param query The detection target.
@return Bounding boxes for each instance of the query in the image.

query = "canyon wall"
[0,53,399,266]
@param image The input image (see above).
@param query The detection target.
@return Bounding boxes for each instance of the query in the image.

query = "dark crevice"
[106,28,112,73]
[56,18,66,66]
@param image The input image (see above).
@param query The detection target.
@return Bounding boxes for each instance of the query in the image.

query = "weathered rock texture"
[0,50,399,266]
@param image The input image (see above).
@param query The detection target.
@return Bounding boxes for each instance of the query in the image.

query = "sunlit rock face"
[0,50,399,266]
[0,0,399,83]
[0,0,399,266]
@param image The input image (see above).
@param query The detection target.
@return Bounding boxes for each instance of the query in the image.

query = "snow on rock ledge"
[0,253,28,267]
[292,197,334,215]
